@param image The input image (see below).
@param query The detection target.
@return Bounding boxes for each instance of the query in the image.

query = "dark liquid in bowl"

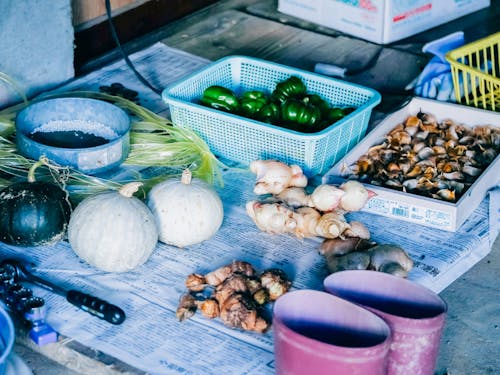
[288,322,387,347]
[333,291,445,319]
[29,130,110,148]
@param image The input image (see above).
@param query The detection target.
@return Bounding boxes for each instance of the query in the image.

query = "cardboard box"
[278,0,490,44]
[322,97,500,232]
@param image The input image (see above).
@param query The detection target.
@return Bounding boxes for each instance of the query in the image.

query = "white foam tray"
[323,97,500,232]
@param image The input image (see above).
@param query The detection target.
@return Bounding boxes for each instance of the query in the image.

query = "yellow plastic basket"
[446,32,500,111]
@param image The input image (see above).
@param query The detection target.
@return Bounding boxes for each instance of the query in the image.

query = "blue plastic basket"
[163,56,381,176]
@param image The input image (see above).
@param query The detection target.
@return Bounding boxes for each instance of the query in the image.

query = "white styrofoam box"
[278,0,490,44]
[0,0,74,109]
[323,97,500,232]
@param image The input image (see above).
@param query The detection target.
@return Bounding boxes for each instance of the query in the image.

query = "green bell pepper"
[240,90,269,117]
[271,76,307,104]
[200,85,239,112]
[302,94,330,116]
[281,98,321,130]
[326,107,346,123]
[342,107,356,115]
[257,102,280,124]
[320,106,357,129]
[241,90,268,101]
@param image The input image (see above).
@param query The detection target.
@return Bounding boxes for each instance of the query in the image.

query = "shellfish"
[346,112,499,202]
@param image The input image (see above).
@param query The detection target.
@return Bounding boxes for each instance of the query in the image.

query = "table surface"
[13,1,500,374]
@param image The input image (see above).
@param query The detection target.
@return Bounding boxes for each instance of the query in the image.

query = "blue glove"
[407,31,465,102]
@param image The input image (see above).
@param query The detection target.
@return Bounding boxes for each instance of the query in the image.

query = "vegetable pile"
[321,240,414,278]
[345,111,500,202]
[199,76,356,133]
[0,88,227,266]
[176,261,292,333]
[245,159,375,239]
[245,159,414,278]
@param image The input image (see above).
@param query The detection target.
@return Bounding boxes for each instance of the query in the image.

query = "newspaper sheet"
[0,43,498,374]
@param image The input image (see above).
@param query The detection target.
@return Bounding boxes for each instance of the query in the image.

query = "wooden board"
[72,0,147,28]
[160,9,427,113]
[73,0,219,71]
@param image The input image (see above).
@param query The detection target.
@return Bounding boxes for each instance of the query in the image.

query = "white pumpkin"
[68,182,158,272]
[147,169,224,247]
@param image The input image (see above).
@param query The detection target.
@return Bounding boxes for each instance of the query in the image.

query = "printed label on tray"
[424,209,452,228]
[364,197,452,229]
[365,197,409,217]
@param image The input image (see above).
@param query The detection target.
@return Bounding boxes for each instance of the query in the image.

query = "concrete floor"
[11,343,81,375]
[435,235,500,375]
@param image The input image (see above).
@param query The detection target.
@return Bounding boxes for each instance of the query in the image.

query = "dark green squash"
[0,159,72,246]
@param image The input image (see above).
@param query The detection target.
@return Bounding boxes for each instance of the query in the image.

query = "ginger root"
[314,212,351,239]
[214,274,252,306]
[290,207,318,237]
[263,181,374,214]
[177,261,292,333]
[185,273,207,292]
[250,159,308,195]
[294,209,350,239]
[246,201,297,234]
[308,184,345,212]
[339,180,375,212]
[204,260,256,286]
[247,160,376,245]
[246,201,352,240]
[276,187,311,208]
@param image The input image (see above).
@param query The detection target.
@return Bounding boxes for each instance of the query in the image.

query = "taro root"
[260,269,292,301]
[176,261,292,332]
[321,233,414,278]
[176,294,198,322]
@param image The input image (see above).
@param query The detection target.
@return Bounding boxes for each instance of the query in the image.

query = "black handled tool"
[1,259,126,325]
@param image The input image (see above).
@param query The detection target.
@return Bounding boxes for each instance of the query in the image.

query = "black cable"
[104,0,162,95]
